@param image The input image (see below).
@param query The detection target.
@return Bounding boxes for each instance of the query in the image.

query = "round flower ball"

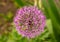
[14,6,46,38]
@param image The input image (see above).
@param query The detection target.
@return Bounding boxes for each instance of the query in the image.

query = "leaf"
[39,29,50,40]
[47,0,60,24]
[42,0,60,42]
[15,0,25,7]
[46,19,57,42]
[15,0,34,7]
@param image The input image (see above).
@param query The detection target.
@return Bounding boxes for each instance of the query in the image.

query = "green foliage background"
[0,0,60,42]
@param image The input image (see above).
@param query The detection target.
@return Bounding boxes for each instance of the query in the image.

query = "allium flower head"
[14,6,46,38]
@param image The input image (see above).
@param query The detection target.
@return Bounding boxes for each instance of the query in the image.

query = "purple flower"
[14,6,46,38]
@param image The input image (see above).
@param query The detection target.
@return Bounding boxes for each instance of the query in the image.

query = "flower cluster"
[14,6,46,38]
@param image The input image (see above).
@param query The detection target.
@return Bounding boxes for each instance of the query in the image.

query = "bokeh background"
[0,0,60,42]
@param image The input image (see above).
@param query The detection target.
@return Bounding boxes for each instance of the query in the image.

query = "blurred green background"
[0,0,60,42]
